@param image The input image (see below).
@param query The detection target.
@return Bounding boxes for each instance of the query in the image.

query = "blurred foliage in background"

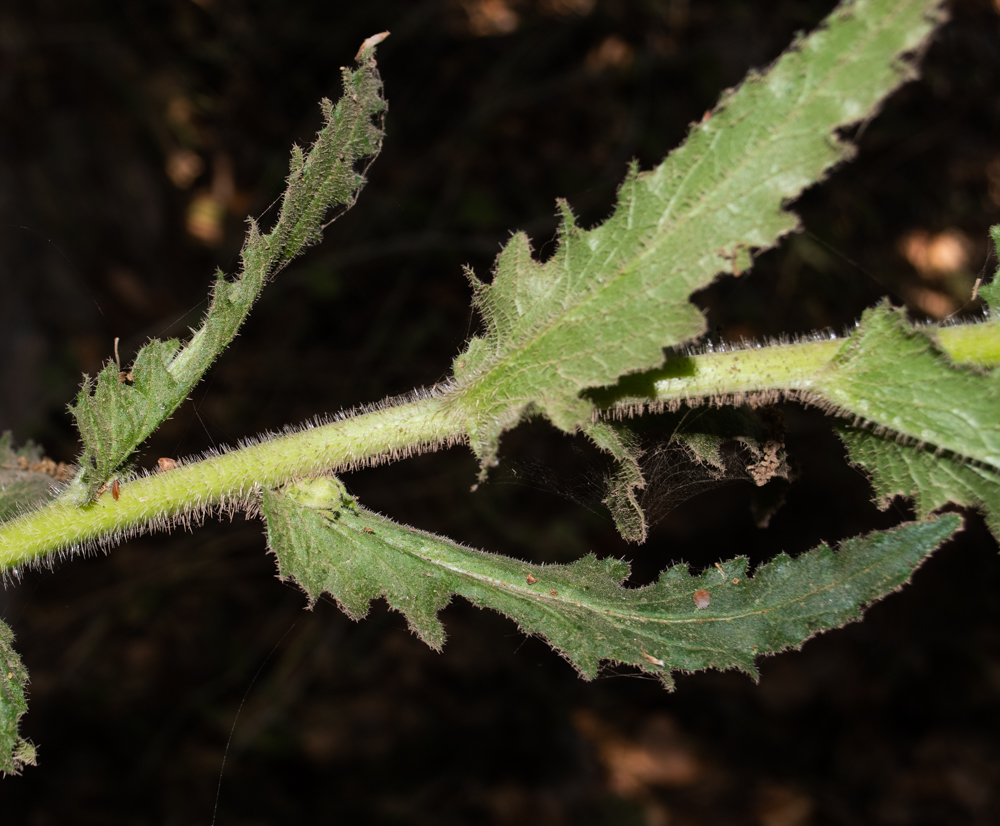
[2,1,1000,823]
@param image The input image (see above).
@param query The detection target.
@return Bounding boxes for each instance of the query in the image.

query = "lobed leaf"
[70,340,182,499]
[0,621,35,775]
[981,282,1000,315]
[447,0,944,475]
[841,426,1000,541]
[264,477,959,688]
[69,41,388,499]
[582,421,647,543]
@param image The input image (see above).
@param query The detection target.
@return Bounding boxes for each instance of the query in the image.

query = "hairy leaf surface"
[582,421,647,543]
[814,304,1000,470]
[982,281,1000,315]
[70,44,387,498]
[841,427,1000,540]
[0,621,35,775]
[264,478,958,687]
[448,0,943,473]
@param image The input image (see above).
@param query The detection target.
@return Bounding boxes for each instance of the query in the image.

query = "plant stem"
[0,396,463,569]
[936,319,1000,367]
[590,318,1000,409]
[1,318,997,571]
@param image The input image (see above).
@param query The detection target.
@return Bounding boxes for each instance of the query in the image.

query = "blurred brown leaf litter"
[2,1,1000,823]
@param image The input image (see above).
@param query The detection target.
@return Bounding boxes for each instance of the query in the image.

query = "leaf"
[0,433,67,525]
[69,41,388,498]
[582,421,647,544]
[982,280,1000,313]
[0,620,35,776]
[70,340,183,498]
[447,0,944,475]
[841,426,1000,541]
[813,303,1000,471]
[263,477,959,688]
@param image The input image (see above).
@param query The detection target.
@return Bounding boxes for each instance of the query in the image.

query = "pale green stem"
[590,318,1000,408]
[2,318,998,571]
[0,397,463,569]
[936,318,1000,367]
[595,338,842,406]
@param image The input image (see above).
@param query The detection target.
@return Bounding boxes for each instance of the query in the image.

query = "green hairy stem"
[596,315,1000,409]
[1,310,995,569]
[0,396,461,569]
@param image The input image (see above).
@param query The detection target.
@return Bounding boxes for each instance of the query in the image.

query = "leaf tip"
[355,31,390,61]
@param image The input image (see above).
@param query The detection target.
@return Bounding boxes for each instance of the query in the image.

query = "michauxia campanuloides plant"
[1,1,998,776]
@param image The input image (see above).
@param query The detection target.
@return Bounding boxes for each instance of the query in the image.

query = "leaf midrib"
[401,537,904,628]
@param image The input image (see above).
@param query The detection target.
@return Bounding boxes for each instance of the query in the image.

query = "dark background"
[1,0,1000,823]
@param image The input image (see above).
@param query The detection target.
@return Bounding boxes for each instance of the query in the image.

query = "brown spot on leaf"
[640,650,664,666]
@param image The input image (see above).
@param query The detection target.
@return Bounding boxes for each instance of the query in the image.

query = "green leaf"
[982,281,1000,313]
[814,303,1000,471]
[69,42,388,499]
[582,421,647,544]
[0,433,62,525]
[70,340,182,498]
[448,0,943,474]
[841,426,1000,541]
[263,477,959,687]
[0,621,35,776]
